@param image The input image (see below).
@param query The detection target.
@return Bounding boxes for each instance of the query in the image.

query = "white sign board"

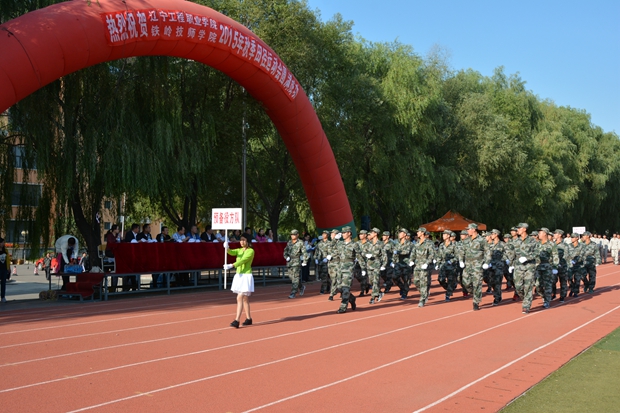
[573,226,586,234]
[211,208,243,230]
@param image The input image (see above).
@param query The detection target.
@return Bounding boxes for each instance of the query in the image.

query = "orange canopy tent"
[420,211,487,232]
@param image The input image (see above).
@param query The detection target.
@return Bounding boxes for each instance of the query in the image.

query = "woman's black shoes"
[230,320,240,328]
[242,318,252,326]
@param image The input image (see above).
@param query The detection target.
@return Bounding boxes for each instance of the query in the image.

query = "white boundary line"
[0,302,433,394]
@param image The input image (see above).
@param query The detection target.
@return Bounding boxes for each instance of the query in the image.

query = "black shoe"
[559,297,565,302]
[358,291,365,297]
[486,288,492,293]
[369,298,375,304]
[337,308,346,314]
[569,291,574,297]
[328,295,334,301]
[574,293,579,298]
[242,318,252,326]
[492,300,499,306]
[473,303,480,311]
[350,298,357,311]
[230,320,240,328]
[299,285,306,296]
[319,290,325,294]
[365,286,370,294]
[384,287,391,293]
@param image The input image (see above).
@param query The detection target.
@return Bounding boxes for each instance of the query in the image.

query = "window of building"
[104,200,112,209]
[104,222,111,230]
[13,146,36,170]
[11,183,42,207]
[4,220,33,243]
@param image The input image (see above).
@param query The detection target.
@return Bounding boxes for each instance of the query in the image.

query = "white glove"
[505,259,510,265]
[571,260,575,265]
[380,266,386,271]
[518,257,527,264]
[223,241,229,249]
[394,251,399,255]
[482,263,489,270]
[315,259,319,265]
[433,259,436,264]
[409,261,415,267]
[365,254,372,259]
[509,266,514,273]
[447,260,452,265]
[361,271,366,276]
[552,269,558,275]
[326,255,332,261]
[335,233,341,239]
[323,258,328,263]
[286,257,291,262]
[223,264,234,270]
[459,261,465,268]
[595,264,599,267]
[421,263,428,270]
[301,263,307,267]
[390,263,395,268]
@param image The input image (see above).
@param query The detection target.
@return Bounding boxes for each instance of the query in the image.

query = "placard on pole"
[211,208,243,289]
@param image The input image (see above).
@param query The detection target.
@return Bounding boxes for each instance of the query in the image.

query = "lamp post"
[20,230,27,262]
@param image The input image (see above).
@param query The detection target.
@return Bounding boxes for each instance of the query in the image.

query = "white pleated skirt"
[231,272,254,296]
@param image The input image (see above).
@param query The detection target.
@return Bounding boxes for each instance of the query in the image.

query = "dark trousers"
[1,268,7,298]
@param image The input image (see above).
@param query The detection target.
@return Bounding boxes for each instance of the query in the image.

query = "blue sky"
[306,0,620,134]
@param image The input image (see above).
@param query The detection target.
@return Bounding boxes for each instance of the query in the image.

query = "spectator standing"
[121,224,140,291]
[105,224,121,292]
[43,252,52,281]
[0,238,10,303]
[200,225,216,242]
[224,233,255,328]
[55,235,79,290]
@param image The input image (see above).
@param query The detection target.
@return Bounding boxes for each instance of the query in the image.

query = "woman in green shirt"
[224,233,255,328]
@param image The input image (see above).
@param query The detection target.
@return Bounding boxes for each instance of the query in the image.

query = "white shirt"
[55,234,79,264]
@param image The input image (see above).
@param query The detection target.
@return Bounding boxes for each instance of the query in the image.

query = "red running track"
[1,265,620,413]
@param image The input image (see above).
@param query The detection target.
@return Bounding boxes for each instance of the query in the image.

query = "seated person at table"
[187,225,202,242]
[244,226,255,242]
[200,225,217,242]
[173,226,188,243]
[55,235,78,290]
[124,223,140,243]
[255,228,267,242]
[136,223,153,242]
[229,230,241,242]
[215,230,227,242]
[156,226,171,242]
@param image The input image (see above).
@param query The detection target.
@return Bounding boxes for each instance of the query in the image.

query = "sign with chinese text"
[211,208,243,230]
[101,9,300,101]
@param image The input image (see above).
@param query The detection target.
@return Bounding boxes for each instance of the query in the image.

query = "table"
[112,242,287,274]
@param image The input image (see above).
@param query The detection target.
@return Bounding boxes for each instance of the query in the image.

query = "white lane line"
[412,303,620,413]
[0,283,295,328]
[240,280,620,413]
[0,300,326,365]
[64,310,474,413]
[0,302,432,394]
[0,287,295,334]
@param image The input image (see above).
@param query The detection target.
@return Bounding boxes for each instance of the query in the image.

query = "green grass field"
[501,327,620,412]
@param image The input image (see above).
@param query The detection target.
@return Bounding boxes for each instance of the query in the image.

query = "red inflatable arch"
[0,0,355,232]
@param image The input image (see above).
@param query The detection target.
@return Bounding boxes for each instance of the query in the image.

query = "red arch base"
[0,0,354,232]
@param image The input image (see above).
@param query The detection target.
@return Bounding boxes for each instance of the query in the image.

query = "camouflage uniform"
[283,235,309,296]
[437,240,458,299]
[327,233,342,298]
[337,234,366,312]
[314,235,331,294]
[513,233,539,312]
[554,239,569,300]
[354,235,370,296]
[535,239,559,306]
[566,239,586,297]
[582,238,602,293]
[365,231,386,303]
[460,231,490,308]
[381,234,395,292]
[456,233,470,296]
[409,235,435,306]
[392,233,414,299]
[488,238,508,304]
[503,235,516,289]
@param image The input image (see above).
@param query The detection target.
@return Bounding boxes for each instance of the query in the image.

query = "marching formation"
[283,223,603,314]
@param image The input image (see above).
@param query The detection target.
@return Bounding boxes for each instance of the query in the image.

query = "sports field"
[1,264,619,412]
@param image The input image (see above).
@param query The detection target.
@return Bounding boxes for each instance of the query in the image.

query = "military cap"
[554,229,564,235]
[530,231,538,236]
[442,229,452,235]
[398,227,408,233]
[460,230,468,235]
[570,232,580,238]
[467,223,478,230]
[331,229,339,234]
[322,230,329,234]
[504,233,511,239]
[538,227,551,235]
[382,231,391,236]
[510,227,518,232]
[342,226,352,233]
[371,227,381,234]
[491,229,501,235]
[517,223,529,229]
[407,232,411,237]
[359,229,368,235]
[416,227,427,233]
[450,231,456,237]
[583,231,592,236]
[290,229,299,235]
